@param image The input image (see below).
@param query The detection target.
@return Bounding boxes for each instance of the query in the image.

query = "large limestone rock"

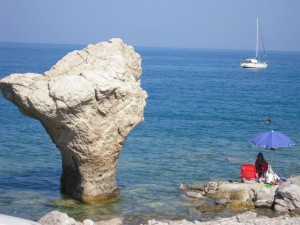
[274,184,300,212]
[287,175,300,186]
[0,38,147,202]
[254,187,277,207]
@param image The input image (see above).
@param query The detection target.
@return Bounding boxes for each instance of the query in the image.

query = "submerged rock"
[0,38,147,203]
[227,200,255,211]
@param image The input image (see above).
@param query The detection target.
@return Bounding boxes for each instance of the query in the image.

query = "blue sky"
[0,0,299,51]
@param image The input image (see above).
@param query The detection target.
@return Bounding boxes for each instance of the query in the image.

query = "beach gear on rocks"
[265,165,280,184]
[240,164,256,182]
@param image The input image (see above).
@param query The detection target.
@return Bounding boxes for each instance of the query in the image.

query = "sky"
[0,0,299,51]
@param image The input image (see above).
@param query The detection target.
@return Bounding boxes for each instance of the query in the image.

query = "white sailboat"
[241,18,268,69]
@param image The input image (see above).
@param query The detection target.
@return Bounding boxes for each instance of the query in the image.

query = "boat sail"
[241,18,268,69]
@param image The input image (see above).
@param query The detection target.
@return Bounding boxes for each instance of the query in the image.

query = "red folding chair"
[240,164,256,181]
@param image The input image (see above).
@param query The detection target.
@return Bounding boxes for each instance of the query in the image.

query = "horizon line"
[0,41,299,53]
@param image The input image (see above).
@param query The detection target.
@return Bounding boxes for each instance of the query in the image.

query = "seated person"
[255,152,268,178]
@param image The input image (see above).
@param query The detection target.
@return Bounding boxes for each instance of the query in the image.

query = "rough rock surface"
[145,212,300,225]
[274,184,300,212]
[38,211,123,225]
[287,175,300,186]
[38,211,124,225]
[36,210,300,225]
[38,211,78,225]
[0,38,147,202]
[181,181,262,202]
[181,180,300,213]
[255,187,277,207]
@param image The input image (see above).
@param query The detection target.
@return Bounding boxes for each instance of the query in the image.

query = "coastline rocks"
[255,187,277,207]
[181,180,300,213]
[181,181,260,213]
[38,211,123,225]
[185,191,205,199]
[38,211,78,225]
[205,182,259,201]
[36,211,300,225]
[4,210,300,225]
[145,212,300,225]
[287,175,300,186]
[0,38,147,202]
[182,181,261,201]
[227,200,255,211]
[274,184,300,212]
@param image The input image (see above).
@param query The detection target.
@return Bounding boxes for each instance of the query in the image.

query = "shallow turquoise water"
[0,43,300,222]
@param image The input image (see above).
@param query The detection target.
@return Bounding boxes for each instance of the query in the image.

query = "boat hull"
[240,62,268,69]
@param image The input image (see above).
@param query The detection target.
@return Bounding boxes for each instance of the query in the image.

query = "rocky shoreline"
[2,209,295,225]
[35,210,300,225]
[3,175,300,225]
[180,175,300,214]
[33,208,300,225]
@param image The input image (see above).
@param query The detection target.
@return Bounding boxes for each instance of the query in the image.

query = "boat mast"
[256,18,259,58]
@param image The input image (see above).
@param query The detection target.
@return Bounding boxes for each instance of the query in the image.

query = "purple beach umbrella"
[250,130,295,163]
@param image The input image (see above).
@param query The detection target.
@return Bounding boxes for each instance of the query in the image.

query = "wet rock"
[179,183,190,191]
[188,183,207,191]
[215,198,231,205]
[185,191,205,199]
[196,203,226,213]
[184,177,300,215]
[227,200,255,211]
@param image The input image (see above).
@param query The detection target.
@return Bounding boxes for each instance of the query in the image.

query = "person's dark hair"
[257,152,263,158]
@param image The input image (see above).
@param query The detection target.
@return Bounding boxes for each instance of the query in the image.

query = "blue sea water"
[0,43,300,223]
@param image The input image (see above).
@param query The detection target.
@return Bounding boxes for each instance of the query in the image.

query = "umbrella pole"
[270,152,272,164]
[270,148,275,164]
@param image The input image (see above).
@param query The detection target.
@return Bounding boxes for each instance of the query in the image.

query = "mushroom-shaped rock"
[0,38,147,203]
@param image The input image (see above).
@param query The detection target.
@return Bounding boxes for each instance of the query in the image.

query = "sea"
[0,42,300,224]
